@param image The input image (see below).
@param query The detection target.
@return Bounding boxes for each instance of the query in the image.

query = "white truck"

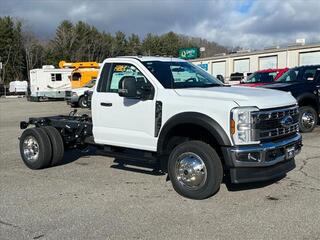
[65,79,96,108]
[29,65,72,101]
[19,56,302,199]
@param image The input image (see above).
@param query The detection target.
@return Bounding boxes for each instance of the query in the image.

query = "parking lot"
[0,98,319,240]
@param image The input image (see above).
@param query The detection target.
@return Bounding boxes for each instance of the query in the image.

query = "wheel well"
[299,98,318,112]
[162,123,224,163]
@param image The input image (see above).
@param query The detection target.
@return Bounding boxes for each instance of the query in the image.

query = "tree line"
[0,16,228,84]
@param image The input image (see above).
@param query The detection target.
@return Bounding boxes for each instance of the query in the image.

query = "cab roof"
[257,68,288,73]
[115,56,186,62]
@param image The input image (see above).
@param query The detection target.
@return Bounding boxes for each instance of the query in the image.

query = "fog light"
[237,152,261,162]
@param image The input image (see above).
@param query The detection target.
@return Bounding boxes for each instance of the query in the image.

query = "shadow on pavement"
[224,175,286,192]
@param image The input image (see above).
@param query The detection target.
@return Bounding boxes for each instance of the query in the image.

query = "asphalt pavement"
[0,98,319,240]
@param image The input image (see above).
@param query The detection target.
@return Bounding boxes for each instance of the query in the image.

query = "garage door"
[212,61,226,77]
[299,51,320,66]
[259,56,277,70]
[234,59,250,73]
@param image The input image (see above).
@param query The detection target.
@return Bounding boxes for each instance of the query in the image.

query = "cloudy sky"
[1,0,320,49]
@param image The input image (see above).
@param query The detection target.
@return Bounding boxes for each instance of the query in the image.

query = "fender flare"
[157,112,231,154]
[297,93,319,111]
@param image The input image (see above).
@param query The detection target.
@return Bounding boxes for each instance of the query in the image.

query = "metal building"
[191,43,320,82]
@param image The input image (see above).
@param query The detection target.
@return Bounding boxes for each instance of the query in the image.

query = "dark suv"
[262,65,320,132]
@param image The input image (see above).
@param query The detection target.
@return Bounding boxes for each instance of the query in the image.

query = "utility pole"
[0,57,2,84]
[0,61,2,83]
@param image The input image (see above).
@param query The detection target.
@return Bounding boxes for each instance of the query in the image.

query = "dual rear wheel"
[20,128,222,199]
[19,126,64,169]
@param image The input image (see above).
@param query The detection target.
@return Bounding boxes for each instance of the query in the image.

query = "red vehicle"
[238,68,288,87]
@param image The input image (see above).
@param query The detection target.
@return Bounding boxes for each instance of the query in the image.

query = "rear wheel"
[19,128,52,169]
[299,106,318,132]
[168,140,223,199]
[42,126,64,166]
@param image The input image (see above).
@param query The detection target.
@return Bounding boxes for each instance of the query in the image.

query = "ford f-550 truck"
[19,56,302,199]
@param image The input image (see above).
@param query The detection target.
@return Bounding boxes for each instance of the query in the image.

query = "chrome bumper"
[224,133,302,168]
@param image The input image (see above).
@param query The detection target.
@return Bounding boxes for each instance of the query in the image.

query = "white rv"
[29,65,72,101]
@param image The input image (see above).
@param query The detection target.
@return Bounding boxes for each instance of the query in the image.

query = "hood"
[237,83,268,87]
[174,86,297,109]
[261,82,298,90]
[72,87,91,94]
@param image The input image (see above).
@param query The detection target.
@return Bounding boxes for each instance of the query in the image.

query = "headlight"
[72,92,78,96]
[230,107,260,145]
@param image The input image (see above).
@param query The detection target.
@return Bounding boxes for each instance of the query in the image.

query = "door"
[315,68,320,106]
[233,59,250,73]
[259,56,277,70]
[292,67,319,99]
[92,62,157,151]
[299,51,320,66]
[212,61,226,78]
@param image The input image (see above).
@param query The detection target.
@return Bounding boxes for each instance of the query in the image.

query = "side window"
[72,72,81,81]
[107,63,149,93]
[97,63,111,92]
[302,68,317,82]
[51,73,62,81]
[56,74,62,81]
[284,70,299,82]
[315,69,320,82]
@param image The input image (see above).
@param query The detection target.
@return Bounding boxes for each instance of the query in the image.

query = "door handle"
[100,102,112,107]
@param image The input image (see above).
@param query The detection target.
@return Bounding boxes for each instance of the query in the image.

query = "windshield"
[276,67,319,83]
[244,71,277,83]
[142,61,222,88]
[84,79,96,88]
[276,68,299,82]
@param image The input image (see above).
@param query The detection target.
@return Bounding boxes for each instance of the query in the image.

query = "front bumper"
[222,133,302,183]
[65,95,79,106]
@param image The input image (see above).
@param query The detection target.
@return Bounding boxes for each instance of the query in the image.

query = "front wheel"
[168,140,223,199]
[78,96,88,108]
[299,106,318,133]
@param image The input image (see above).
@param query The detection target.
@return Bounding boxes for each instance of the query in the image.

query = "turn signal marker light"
[230,119,235,135]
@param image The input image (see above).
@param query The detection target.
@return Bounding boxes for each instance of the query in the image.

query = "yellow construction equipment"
[59,61,100,89]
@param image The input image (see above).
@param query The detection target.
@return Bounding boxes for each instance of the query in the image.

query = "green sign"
[178,48,199,59]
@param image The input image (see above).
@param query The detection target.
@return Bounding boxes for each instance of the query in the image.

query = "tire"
[299,106,318,133]
[168,140,223,199]
[42,126,64,166]
[78,96,88,108]
[19,128,52,169]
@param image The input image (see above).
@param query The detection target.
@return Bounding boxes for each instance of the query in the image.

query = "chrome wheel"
[23,136,39,162]
[301,111,315,129]
[175,152,207,190]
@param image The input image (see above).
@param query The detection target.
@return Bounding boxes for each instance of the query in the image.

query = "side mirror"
[118,76,139,98]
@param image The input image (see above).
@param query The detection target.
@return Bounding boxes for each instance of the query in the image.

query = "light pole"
[0,57,2,84]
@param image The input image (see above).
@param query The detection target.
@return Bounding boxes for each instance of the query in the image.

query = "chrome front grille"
[65,91,72,97]
[252,105,299,141]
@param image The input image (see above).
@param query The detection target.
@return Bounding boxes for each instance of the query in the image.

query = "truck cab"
[238,68,288,87]
[262,65,320,132]
[19,56,303,199]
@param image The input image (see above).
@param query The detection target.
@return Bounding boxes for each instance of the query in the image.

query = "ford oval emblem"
[281,116,293,128]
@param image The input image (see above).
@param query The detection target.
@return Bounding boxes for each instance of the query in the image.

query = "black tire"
[19,128,52,169]
[168,140,223,199]
[42,126,64,166]
[299,106,318,133]
[78,96,88,108]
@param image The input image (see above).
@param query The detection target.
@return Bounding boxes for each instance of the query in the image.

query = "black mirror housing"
[118,76,139,98]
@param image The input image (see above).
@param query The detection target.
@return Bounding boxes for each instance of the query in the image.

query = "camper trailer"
[29,65,72,101]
